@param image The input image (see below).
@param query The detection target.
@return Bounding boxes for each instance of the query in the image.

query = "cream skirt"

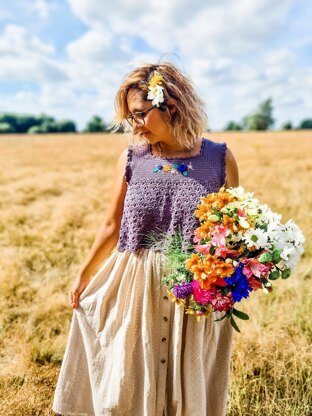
[52,248,233,416]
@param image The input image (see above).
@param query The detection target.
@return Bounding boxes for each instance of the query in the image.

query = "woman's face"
[126,89,174,144]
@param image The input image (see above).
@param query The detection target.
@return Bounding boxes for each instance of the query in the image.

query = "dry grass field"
[0,131,311,415]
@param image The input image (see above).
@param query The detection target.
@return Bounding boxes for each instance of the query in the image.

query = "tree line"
[0,114,120,134]
[224,98,312,131]
[0,98,311,134]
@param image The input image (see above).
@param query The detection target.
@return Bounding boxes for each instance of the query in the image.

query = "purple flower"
[173,282,193,299]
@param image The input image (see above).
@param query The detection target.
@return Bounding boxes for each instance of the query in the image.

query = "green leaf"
[225,309,233,318]
[230,316,241,333]
[258,252,272,263]
[232,308,250,320]
[272,248,282,263]
[281,268,291,279]
[209,246,216,255]
[269,270,280,280]
[251,235,258,242]
[214,314,227,322]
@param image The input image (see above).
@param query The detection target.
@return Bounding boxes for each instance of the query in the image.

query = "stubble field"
[0,131,311,415]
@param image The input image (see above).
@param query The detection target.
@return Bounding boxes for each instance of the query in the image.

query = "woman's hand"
[69,275,91,309]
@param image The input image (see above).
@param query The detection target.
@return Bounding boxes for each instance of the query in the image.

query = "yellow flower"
[163,164,171,172]
[149,74,163,88]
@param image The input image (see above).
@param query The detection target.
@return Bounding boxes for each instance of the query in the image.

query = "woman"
[53,62,239,416]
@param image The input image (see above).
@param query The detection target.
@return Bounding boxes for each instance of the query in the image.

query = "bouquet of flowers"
[162,186,305,331]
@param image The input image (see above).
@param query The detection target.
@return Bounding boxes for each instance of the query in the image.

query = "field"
[0,131,311,415]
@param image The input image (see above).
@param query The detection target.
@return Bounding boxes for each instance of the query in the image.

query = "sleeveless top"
[117,138,227,252]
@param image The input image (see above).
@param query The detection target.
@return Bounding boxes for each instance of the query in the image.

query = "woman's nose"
[133,121,143,134]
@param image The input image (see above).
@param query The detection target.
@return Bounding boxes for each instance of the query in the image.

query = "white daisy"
[242,227,270,249]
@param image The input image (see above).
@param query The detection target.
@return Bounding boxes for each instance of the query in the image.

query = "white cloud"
[0,0,311,130]
[0,25,67,83]
[34,0,55,19]
[0,24,55,56]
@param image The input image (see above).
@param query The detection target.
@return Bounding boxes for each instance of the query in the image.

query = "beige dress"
[52,139,233,415]
[52,248,233,416]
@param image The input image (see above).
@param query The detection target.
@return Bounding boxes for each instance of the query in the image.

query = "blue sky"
[0,0,311,130]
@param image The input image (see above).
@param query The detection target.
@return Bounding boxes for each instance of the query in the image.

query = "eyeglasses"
[126,105,155,127]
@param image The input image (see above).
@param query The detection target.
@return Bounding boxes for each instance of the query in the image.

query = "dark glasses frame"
[126,105,155,127]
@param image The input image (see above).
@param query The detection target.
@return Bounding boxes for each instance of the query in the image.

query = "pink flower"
[211,225,230,247]
[238,209,247,218]
[192,281,234,311]
[215,246,239,259]
[191,280,211,305]
[242,258,271,278]
[194,243,212,255]
[193,231,203,243]
[207,289,234,312]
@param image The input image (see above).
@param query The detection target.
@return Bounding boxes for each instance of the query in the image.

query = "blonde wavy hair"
[111,62,208,149]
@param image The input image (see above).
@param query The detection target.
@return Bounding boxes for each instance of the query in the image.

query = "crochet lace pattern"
[117,138,227,252]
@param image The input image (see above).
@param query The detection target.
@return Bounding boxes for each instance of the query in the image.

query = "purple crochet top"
[117,138,227,252]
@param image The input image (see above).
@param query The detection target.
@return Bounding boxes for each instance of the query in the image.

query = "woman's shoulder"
[202,137,227,160]
[203,137,227,148]
[127,142,150,157]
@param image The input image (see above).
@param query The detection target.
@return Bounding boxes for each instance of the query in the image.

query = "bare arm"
[69,148,128,308]
[224,147,239,188]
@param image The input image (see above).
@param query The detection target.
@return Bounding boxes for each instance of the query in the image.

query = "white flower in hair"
[147,73,165,107]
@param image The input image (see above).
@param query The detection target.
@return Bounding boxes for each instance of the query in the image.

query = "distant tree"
[224,121,242,131]
[39,120,60,133]
[0,114,18,132]
[27,118,58,133]
[0,122,15,133]
[36,113,55,123]
[299,119,312,129]
[15,114,41,132]
[28,125,43,134]
[243,98,274,131]
[0,113,44,133]
[56,119,77,133]
[281,121,293,130]
[84,116,108,133]
[0,112,78,134]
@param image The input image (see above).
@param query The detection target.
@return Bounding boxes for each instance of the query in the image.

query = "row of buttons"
[161,295,169,364]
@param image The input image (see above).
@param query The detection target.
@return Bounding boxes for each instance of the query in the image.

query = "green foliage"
[299,119,312,129]
[282,121,293,130]
[224,121,242,131]
[56,119,76,133]
[28,125,42,134]
[0,112,77,134]
[0,122,15,133]
[84,115,108,133]
[242,98,274,131]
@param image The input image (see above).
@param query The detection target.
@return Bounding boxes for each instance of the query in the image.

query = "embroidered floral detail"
[153,162,193,176]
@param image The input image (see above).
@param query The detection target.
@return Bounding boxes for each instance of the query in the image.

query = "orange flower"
[186,254,234,290]
[195,222,213,239]
[215,262,234,278]
[238,245,247,254]
[194,205,212,221]
[185,253,200,269]
[195,190,236,221]
[221,215,236,229]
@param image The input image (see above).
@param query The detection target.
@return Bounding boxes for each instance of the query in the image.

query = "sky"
[0,0,311,131]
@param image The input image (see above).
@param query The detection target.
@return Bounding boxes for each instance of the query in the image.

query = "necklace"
[152,142,194,176]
